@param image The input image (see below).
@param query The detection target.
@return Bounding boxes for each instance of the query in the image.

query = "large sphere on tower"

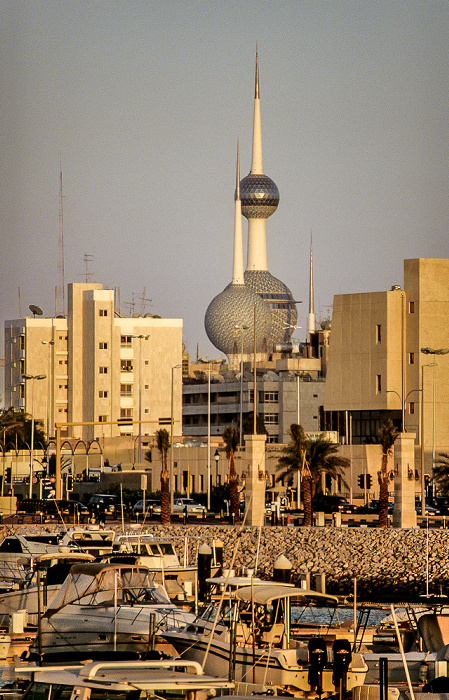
[204,283,272,358]
[239,173,279,219]
[244,270,297,345]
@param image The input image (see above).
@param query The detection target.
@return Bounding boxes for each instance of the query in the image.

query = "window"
[264,413,279,424]
[410,402,415,415]
[264,391,279,403]
[376,374,382,394]
[19,384,24,399]
[120,359,133,372]
[144,384,149,390]
[409,301,415,313]
[99,390,108,398]
[144,360,149,366]
[376,324,381,343]
[121,335,132,346]
[99,366,108,374]
[98,415,108,422]
[99,309,108,317]
[120,408,133,418]
[409,352,415,364]
[20,359,25,374]
[120,384,132,396]
[19,335,25,351]
[99,342,108,350]
[267,436,279,443]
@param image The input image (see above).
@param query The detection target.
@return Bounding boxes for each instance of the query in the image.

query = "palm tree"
[156,429,171,525]
[377,419,399,527]
[276,424,349,527]
[432,453,449,495]
[0,407,46,450]
[222,426,240,523]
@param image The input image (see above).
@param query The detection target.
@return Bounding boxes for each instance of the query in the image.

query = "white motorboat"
[162,583,368,697]
[16,658,233,700]
[27,561,196,661]
[0,551,95,626]
[0,534,61,585]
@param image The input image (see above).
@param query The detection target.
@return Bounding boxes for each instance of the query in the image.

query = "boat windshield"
[22,683,140,700]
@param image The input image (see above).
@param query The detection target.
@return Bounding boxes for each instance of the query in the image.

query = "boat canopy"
[235,585,339,606]
[44,562,167,617]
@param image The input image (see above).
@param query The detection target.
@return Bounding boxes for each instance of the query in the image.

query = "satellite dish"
[29,304,43,317]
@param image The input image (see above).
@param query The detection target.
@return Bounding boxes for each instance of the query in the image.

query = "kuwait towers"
[205,52,297,365]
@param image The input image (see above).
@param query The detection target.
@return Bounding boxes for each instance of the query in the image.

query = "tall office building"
[205,53,297,364]
[4,282,183,444]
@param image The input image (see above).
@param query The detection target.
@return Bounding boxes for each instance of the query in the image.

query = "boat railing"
[80,659,205,679]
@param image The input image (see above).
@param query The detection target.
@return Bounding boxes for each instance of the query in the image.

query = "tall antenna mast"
[56,159,66,317]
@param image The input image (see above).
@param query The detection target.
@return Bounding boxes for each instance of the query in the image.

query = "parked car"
[133,499,161,515]
[367,499,394,514]
[311,495,356,514]
[415,500,440,515]
[88,494,119,516]
[44,500,89,518]
[173,498,206,514]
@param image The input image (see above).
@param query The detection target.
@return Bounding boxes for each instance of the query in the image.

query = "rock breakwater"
[6,523,449,598]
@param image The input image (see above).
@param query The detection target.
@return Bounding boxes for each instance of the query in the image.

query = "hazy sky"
[2,1,448,371]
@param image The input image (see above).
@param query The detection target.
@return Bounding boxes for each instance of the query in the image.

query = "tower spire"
[56,157,65,317]
[251,46,263,174]
[232,141,244,285]
[308,229,316,337]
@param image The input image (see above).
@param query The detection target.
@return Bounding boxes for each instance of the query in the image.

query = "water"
[292,605,388,626]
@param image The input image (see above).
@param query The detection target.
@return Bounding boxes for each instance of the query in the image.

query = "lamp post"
[207,365,211,510]
[170,363,182,513]
[234,325,249,447]
[41,340,54,440]
[385,388,421,431]
[131,334,150,465]
[420,362,437,514]
[214,449,220,485]
[420,347,449,508]
[22,373,46,499]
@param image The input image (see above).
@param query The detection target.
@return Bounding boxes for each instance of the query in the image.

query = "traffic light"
[67,476,73,491]
[357,474,365,489]
[366,474,372,490]
[5,468,11,483]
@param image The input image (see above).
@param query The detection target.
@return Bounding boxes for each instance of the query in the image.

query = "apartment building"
[4,283,183,444]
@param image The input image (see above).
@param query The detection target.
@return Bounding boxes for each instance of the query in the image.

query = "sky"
[1,0,449,377]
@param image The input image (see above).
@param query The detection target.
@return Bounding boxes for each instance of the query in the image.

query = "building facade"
[324,258,449,472]
[4,282,183,446]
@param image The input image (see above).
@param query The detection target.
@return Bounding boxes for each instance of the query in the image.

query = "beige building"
[324,258,449,475]
[4,283,183,446]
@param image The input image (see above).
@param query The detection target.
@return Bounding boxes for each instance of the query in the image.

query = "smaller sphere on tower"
[239,173,279,219]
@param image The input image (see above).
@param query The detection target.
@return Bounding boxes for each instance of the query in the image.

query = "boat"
[58,525,116,556]
[0,534,62,586]
[0,551,95,626]
[26,561,197,661]
[16,658,234,700]
[162,583,368,697]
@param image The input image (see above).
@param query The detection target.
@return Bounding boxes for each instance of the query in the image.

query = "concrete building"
[4,282,183,446]
[324,258,449,474]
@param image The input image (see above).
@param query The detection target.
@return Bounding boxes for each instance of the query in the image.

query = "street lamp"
[170,363,182,513]
[131,335,149,465]
[234,325,249,447]
[385,388,421,431]
[420,362,437,514]
[41,341,54,440]
[22,373,46,499]
[214,449,220,485]
[420,348,449,502]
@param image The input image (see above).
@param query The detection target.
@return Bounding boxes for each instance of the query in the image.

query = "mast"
[56,160,65,317]
[307,230,316,337]
[232,141,244,285]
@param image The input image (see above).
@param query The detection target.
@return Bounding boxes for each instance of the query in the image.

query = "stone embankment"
[5,523,449,598]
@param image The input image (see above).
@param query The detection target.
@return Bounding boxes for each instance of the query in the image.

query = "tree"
[377,419,399,527]
[432,453,449,495]
[155,429,171,525]
[222,426,240,524]
[242,413,268,437]
[276,424,349,527]
[0,407,46,451]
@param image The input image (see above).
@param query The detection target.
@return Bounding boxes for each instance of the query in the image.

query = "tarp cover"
[44,562,166,617]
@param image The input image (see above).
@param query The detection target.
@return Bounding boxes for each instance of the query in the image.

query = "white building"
[4,282,183,445]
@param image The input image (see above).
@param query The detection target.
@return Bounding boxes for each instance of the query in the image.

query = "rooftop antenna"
[124,293,136,316]
[308,229,316,338]
[56,159,66,317]
[138,287,152,315]
[83,254,94,282]
[29,304,43,318]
